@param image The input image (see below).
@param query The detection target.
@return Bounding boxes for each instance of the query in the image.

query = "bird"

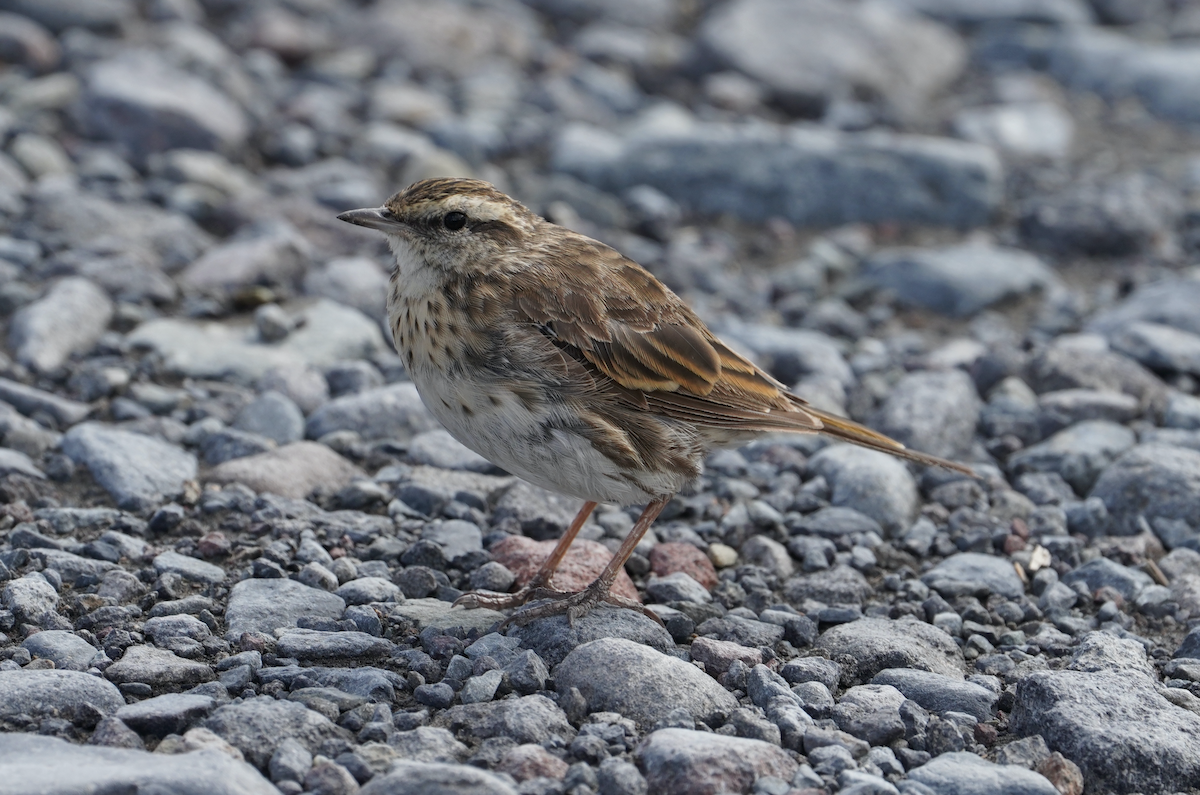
[338,177,972,626]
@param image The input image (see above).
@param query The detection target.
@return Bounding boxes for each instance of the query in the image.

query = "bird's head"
[337,177,538,274]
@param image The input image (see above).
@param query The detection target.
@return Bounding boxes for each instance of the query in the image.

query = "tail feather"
[805,405,978,477]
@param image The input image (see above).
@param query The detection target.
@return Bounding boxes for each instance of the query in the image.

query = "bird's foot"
[452,580,566,612]
[498,579,664,629]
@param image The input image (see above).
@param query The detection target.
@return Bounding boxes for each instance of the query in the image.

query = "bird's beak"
[336,207,406,233]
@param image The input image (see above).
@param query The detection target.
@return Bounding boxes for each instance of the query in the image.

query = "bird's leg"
[454,501,597,611]
[501,495,671,628]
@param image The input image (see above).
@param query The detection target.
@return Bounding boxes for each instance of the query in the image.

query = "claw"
[497,580,665,629]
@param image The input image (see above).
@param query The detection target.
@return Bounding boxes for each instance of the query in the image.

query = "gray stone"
[1050,28,1200,125]
[422,520,483,563]
[780,658,842,693]
[0,733,278,795]
[143,613,211,643]
[21,630,97,671]
[0,0,134,32]
[390,598,506,634]
[202,696,349,770]
[1089,444,1200,535]
[181,220,311,294]
[700,0,965,119]
[460,670,504,704]
[0,448,44,479]
[921,553,1025,600]
[115,693,216,737]
[336,576,401,605]
[646,572,712,604]
[128,301,386,385]
[794,507,884,539]
[224,578,347,637]
[0,377,90,427]
[442,694,575,745]
[82,50,248,155]
[1037,389,1140,430]
[104,645,214,688]
[492,480,601,540]
[408,429,499,473]
[0,669,123,724]
[636,729,798,795]
[883,0,1092,25]
[1026,341,1166,413]
[695,615,784,647]
[816,618,964,682]
[2,573,58,625]
[202,428,275,465]
[1020,171,1181,256]
[62,423,197,513]
[234,391,305,445]
[303,256,389,321]
[808,445,919,534]
[269,737,313,783]
[307,382,440,442]
[908,752,1058,795]
[205,442,365,500]
[30,549,118,582]
[0,402,63,457]
[508,605,675,667]
[871,669,997,721]
[952,101,1074,159]
[1011,669,1200,794]
[872,369,982,461]
[154,551,226,585]
[1111,322,1200,375]
[1088,278,1200,339]
[832,684,907,746]
[554,638,738,729]
[259,365,330,416]
[1010,420,1137,495]
[864,244,1053,318]
[388,726,468,763]
[554,121,1002,229]
[359,762,517,795]
[1060,557,1152,602]
[9,277,113,373]
[275,628,393,660]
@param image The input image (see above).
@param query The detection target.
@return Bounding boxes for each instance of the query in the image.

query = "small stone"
[9,277,113,373]
[636,728,798,795]
[442,694,574,746]
[816,617,964,682]
[508,605,674,667]
[871,669,997,722]
[234,391,305,445]
[921,553,1025,600]
[647,572,712,604]
[104,645,214,688]
[358,762,517,795]
[206,442,365,500]
[224,578,347,637]
[154,551,226,585]
[202,696,349,770]
[115,693,216,738]
[0,669,123,725]
[807,445,919,534]
[497,743,569,781]
[689,636,763,675]
[650,542,718,589]
[306,382,439,443]
[908,752,1058,795]
[62,424,197,513]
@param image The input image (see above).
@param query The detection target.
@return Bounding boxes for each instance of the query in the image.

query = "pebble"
[306,382,439,442]
[115,693,216,738]
[689,636,763,675]
[864,244,1053,318]
[1008,420,1136,495]
[442,694,574,745]
[9,277,113,373]
[908,751,1058,795]
[154,551,226,585]
[62,423,197,513]
[497,743,569,781]
[921,553,1025,599]
[275,628,393,660]
[816,618,965,682]
[872,368,982,460]
[388,726,468,763]
[104,645,215,688]
[21,630,97,670]
[636,728,798,795]
[201,697,349,770]
[223,578,346,638]
[233,391,305,445]
[555,638,738,729]
[647,571,712,604]
[205,442,365,500]
[1089,443,1200,535]
[872,668,997,721]
[808,446,919,534]
[831,684,907,746]
[406,429,498,473]
[359,762,517,795]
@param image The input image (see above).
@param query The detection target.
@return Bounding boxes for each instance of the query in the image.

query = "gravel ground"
[2,1,1200,794]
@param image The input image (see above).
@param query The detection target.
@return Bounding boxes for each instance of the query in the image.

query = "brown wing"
[506,232,824,433]
[501,229,976,476]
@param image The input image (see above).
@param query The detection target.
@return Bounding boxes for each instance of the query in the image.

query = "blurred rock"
[205,442,365,499]
[9,277,113,373]
[63,423,197,512]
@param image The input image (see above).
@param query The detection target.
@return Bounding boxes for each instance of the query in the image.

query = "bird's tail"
[801,403,977,477]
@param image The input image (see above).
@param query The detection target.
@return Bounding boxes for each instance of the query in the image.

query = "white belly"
[408,363,685,506]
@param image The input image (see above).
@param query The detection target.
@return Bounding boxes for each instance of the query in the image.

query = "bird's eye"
[443,211,467,231]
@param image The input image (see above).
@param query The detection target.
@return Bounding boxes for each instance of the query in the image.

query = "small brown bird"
[339,178,971,625]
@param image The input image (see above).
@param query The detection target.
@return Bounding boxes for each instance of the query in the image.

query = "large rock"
[815,617,964,682]
[128,300,386,385]
[1025,342,1166,413]
[921,552,1025,599]
[700,0,965,119]
[554,638,738,729]
[1008,420,1136,495]
[224,578,347,637]
[62,423,197,512]
[205,442,365,499]
[872,369,981,460]
[908,751,1059,795]
[202,697,349,770]
[1088,278,1200,338]
[0,733,278,795]
[359,762,517,795]
[1050,28,1200,125]
[1110,321,1200,375]
[440,695,574,745]
[8,277,113,373]
[0,669,123,724]
[864,243,1053,317]
[871,668,997,721]
[506,604,671,667]
[553,120,1002,229]
[306,382,440,442]
[636,728,798,795]
[1089,444,1200,535]
[1011,668,1200,794]
[81,50,248,155]
[104,645,215,688]
[807,445,919,534]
